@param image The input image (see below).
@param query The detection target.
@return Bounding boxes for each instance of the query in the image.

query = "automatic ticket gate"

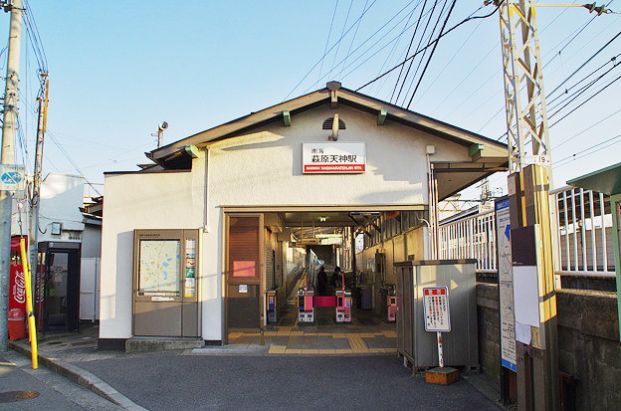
[132,229,201,337]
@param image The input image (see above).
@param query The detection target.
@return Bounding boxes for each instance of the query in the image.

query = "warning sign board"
[422,287,451,332]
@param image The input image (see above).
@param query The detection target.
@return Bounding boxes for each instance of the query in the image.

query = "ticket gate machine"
[387,295,397,323]
[298,288,314,323]
[267,290,277,324]
[335,290,352,323]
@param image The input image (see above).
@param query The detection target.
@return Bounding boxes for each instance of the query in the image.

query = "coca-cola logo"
[12,270,26,304]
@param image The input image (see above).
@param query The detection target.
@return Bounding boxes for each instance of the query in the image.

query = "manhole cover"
[0,390,40,403]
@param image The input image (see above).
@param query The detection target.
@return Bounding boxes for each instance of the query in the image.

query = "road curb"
[9,341,147,411]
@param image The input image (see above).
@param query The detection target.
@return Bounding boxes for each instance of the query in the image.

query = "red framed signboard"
[422,286,451,332]
[302,142,366,174]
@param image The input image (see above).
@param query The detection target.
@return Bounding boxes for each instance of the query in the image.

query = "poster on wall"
[184,239,196,298]
[495,198,517,372]
[302,142,365,174]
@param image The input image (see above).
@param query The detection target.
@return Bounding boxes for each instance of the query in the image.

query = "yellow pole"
[19,238,38,369]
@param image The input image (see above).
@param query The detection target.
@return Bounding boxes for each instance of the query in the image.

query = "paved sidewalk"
[0,351,120,410]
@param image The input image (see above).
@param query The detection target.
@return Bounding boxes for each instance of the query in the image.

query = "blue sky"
[3,1,621,198]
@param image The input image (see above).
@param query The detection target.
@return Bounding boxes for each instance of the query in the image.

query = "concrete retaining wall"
[476,283,620,409]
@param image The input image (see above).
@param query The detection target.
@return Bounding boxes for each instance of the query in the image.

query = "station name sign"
[302,142,366,174]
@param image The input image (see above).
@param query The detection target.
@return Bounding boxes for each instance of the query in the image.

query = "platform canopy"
[567,161,621,195]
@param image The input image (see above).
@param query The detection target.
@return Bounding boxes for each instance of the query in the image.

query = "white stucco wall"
[207,105,469,208]
[100,103,474,341]
[99,171,205,339]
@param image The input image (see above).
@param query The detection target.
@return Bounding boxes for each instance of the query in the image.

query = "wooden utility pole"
[0,0,23,352]
[28,73,49,285]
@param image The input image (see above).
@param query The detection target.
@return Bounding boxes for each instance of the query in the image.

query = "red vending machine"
[8,236,27,340]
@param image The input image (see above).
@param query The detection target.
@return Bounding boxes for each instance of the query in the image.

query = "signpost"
[422,287,451,367]
[0,164,25,192]
[422,286,458,384]
[302,142,365,174]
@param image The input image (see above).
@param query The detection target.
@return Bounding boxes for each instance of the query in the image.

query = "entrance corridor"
[228,278,396,355]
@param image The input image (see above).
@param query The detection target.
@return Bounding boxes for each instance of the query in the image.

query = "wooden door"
[226,215,262,330]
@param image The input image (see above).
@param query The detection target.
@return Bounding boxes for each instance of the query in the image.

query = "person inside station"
[332,266,341,289]
[316,266,328,296]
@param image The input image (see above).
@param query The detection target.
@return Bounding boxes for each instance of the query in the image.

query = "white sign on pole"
[422,286,451,332]
[302,142,365,174]
[0,164,25,191]
[496,198,517,372]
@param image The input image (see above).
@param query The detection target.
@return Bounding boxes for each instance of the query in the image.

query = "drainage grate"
[0,390,40,403]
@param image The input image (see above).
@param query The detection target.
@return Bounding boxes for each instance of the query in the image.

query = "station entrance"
[224,208,426,354]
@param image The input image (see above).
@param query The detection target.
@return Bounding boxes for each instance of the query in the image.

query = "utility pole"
[28,73,49,287]
[496,2,612,408]
[0,0,23,352]
[499,0,559,404]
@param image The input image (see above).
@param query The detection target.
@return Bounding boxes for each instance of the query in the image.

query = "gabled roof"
[148,82,508,167]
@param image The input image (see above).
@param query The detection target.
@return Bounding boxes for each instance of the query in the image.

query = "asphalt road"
[80,353,500,410]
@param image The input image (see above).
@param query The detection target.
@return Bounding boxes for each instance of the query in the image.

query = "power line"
[356,1,503,92]
[390,0,430,103]
[337,0,370,78]
[498,68,621,142]
[313,0,427,92]
[306,0,421,93]
[471,4,613,132]
[416,17,484,102]
[396,0,444,106]
[330,0,354,71]
[547,29,621,97]
[46,131,102,196]
[405,0,457,109]
[553,133,621,168]
[547,57,620,115]
[543,0,615,70]
[496,48,621,142]
[554,105,621,149]
[22,0,48,72]
[318,0,340,82]
[546,52,620,107]
[369,3,420,96]
[284,0,377,99]
[549,69,621,128]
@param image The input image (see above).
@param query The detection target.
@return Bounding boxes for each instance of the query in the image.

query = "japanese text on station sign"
[422,287,451,332]
[302,143,365,174]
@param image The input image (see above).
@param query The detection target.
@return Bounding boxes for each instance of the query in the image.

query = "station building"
[98,82,508,349]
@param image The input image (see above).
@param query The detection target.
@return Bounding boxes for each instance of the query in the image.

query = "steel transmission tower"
[497,1,558,409]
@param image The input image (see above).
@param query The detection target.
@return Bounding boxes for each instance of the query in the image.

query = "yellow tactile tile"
[269,345,287,354]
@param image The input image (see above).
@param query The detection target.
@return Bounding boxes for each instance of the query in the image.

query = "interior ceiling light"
[319,216,328,222]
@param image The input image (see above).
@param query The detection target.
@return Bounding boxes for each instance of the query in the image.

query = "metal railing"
[438,210,497,273]
[438,188,616,278]
[552,186,615,277]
